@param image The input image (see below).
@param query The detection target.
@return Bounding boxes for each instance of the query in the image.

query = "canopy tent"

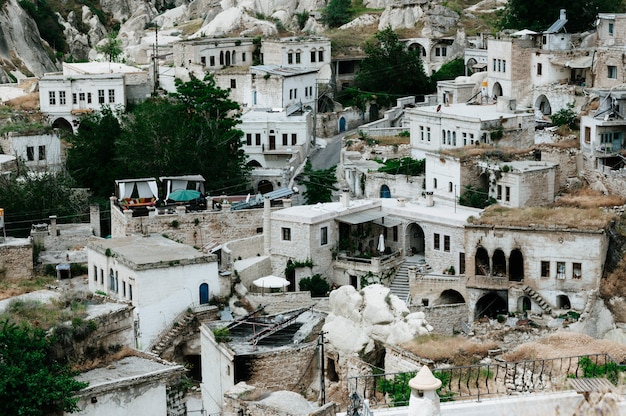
[160,175,206,200]
[253,275,290,289]
[115,178,158,199]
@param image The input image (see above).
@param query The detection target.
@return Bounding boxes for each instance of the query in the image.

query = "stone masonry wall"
[0,239,33,279]
[384,344,428,374]
[539,146,580,192]
[247,291,315,315]
[242,342,318,391]
[421,303,469,335]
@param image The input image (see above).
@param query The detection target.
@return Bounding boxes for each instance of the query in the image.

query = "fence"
[347,353,622,413]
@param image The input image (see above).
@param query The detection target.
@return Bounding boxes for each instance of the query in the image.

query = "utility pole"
[153,24,160,94]
[318,331,327,405]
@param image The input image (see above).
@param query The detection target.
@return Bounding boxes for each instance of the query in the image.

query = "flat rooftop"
[408,103,525,121]
[63,62,147,75]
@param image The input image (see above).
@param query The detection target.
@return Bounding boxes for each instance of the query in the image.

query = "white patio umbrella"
[253,275,290,293]
[377,233,385,253]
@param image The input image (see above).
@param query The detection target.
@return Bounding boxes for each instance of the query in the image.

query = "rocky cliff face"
[0,0,465,80]
[0,0,59,81]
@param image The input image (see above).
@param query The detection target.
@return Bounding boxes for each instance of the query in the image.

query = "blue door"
[339,117,346,132]
[199,283,209,305]
[380,185,391,198]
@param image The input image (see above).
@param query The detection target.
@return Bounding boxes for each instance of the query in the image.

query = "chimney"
[341,189,350,208]
[425,191,434,207]
[560,9,566,21]
[407,366,442,416]
[397,197,406,207]
[282,198,292,208]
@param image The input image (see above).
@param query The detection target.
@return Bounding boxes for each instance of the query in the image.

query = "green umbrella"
[168,189,201,202]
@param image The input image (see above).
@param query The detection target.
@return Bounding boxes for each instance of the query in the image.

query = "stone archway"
[518,295,531,313]
[475,291,508,319]
[436,289,465,305]
[509,249,524,281]
[557,294,571,309]
[52,117,74,133]
[492,82,503,97]
[475,247,490,275]
[257,180,273,194]
[535,94,552,115]
[406,223,425,255]
[493,249,506,277]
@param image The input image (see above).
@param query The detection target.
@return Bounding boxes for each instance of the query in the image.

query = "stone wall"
[223,235,265,268]
[247,291,315,315]
[384,344,428,374]
[365,172,424,200]
[316,108,367,138]
[0,238,33,279]
[79,303,135,354]
[537,146,580,192]
[421,303,469,335]
[239,342,318,391]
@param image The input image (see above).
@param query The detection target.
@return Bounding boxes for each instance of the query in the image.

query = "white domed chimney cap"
[409,366,442,391]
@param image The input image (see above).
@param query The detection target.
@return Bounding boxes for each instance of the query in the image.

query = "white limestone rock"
[378,5,424,31]
[339,14,379,30]
[191,7,278,38]
[154,5,189,30]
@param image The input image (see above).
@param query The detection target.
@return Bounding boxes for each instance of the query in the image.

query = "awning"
[372,216,403,228]
[336,210,383,225]
[551,56,592,69]
[472,63,487,70]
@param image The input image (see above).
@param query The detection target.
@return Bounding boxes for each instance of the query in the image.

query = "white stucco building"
[39,62,151,132]
[261,36,332,81]
[0,131,63,172]
[87,234,219,350]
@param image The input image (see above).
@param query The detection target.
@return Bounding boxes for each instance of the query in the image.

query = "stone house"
[261,35,332,81]
[404,37,458,75]
[86,234,220,350]
[0,237,32,279]
[593,13,626,89]
[0,131,64,172]
[39,62,150,132]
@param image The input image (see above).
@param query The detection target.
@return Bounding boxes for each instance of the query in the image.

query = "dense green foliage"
[322,0,352,28]
[19,0,67,53]
[296,161,338,204]
[67,74,251,197]
[299,274,330,297]
[499,0,624,32]
[572,356,623,384]
[353,27,430,106]
[430,58,466,86]
[458,185,497,209]
[95,32,123,62]
[377,157,425,176]
[0,319,88,415]
[551,103,578,129]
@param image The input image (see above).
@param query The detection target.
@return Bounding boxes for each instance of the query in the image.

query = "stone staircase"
[389,258,431,303]
[151,310,195,357]
[523,286,552,314]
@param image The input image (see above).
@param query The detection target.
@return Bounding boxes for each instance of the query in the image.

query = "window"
[242,52,246,62]
[26,146,34,161]
[452,131,456,146]
[72,93,77,104]
[311,51,316,62]
[294,88,297,98]
[427,127,431,141]
[109,269,115,291]
[497,185,502,200]
[609,22,614,35]
[434,233,440,250]
[282,133,288,146]
[573,262,582,279]
[123,281,126,297]
[98,90,105,104]
[448,182,453,192]
[93,266,97,282]
[115,271,119,293]
[108,89,115,103]
[541,261,550,278]
[443,235,450,252]
[100,268,103,284]
[318,50,324,61]
[459,252,466,274]
[210,56,215,66]
[295,52,301,64]
[291,133,297,145]
[59,91,66,105]
[48,91,56,105]
[441,129,445,145]
[502,60,506,73]
[393,226,398,241]
[87,93,92,104]
[442,47,447,56]
[608,65,617,79]
[79,92,85,102]
[493,59,496,71]
[129,283,133,301]
[320,226,328,245]
[38,145,46,161]
[435,47,441,57]
[420,126,424,140]
[282,227,291,241]
[505,186,510,202]
[463,132,467,145]
[201,56,206,66]
[289,89,293,99]
[230,79,236,88]
[288,52,293,64]
[255,133,261,146]
[246,133,252,146]
[537,63,542,75]
[556,262,566,279]
[433,178,437,189]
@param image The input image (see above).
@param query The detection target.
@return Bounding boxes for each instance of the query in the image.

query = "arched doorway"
[257,180,273,194]
[369,103,379,121]
[492,82,503,97]
[286,260,296,292]
[475,247,490,275]
[246,160,262,168]
[493,249,506,277]
[509,249,524,281]
[475,292,508,319]
[557,295,571,309]
[339,117,347,132]
[380,184,391,198]
[535,94,552,115]
[466,58,477,75]
[52,117,74,133]
[518,296,531,313]
[199,283,209,305]
[407,223,425,255]
[436,289,465,305]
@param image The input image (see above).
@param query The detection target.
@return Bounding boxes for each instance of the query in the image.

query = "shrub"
[551,103,578,129]
[212,327,231,343]
[171,220,180,228]
[299,274,330,297]
[458,185,497,209]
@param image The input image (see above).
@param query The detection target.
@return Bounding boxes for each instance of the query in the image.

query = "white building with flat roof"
[87,234,219,350]
[261,36,332,81]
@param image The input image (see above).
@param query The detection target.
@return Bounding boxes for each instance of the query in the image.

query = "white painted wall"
[200,324,235,415]
[70,383,167,416]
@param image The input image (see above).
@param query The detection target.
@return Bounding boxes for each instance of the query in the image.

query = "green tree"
[299,274,331,297]
[500,0,623,33]
[96,31,123,62]
[458,185,496,209]
[0,319,88,415]
[19,0,67,53]
[430,58,466,87]
[551,102,578,129]
[297,161,338,204]
[66,106,122,198]
[354,27,430,106]
[322,0,352,28]
[117,74,250,195]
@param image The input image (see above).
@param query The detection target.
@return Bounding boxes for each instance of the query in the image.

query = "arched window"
[219,51,224,66]
[447,130,451,145]
[441,129,445,145]
[231,50,236,64]
[448,182,453,192]
[453,131,456,146]
[109,269,115,291]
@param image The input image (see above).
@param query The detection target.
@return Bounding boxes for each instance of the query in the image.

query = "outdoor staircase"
[151,310,195,357]
[389,258,431,303]
[523,286,552,314]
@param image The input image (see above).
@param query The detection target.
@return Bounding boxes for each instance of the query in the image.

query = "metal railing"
[347,353,622,413]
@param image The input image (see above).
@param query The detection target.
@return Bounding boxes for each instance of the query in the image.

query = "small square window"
[608,65,617,79]
[282,227,291,241]
[320,226,328,246]
[26,146,35,161]
[230,79,236,88]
